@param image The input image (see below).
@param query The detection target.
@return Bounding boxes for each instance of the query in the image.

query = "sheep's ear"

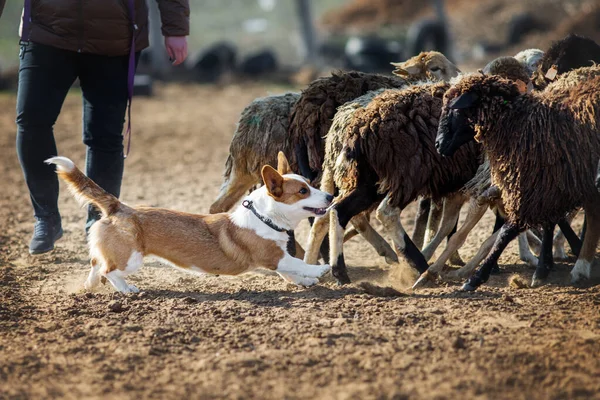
[391,62,420,76]
[277,151,291,175]
[262,165,284,197]
[448,92,479,109]
[515,80,528,94]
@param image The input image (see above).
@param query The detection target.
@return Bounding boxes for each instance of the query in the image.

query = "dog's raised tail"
[45,156,121,217]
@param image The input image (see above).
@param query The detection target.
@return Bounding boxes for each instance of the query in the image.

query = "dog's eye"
[430,66,441,72]
[299,188,308,195]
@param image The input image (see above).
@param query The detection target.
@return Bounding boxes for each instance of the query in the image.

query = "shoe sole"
[29,229,64,255]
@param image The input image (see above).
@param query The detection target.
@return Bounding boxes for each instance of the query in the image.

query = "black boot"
[29,214,63,255]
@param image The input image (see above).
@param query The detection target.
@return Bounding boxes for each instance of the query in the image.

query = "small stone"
[333,318,346,327]
[502,294,514,303]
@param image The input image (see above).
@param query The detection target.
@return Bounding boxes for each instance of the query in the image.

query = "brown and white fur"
[46,153,333,293]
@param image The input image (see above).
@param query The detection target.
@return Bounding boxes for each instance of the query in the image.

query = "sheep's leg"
[517,232,538,267]
[328,186,381,285]
[447,230,500,280]
[209,168,257,214]
[350,213,398,264]
[286,231,306,259]
[447,218,466,266]
[488,209,506,273]
[422,193,465,261]
[413,197,487,289]
[580,215,587,242]
[424,200,443,246]
[570,208,600,283]
[554,211,578,259]
[531,223,555,287]
[558,218,581,257]
[413,198,431,249]
[492,210,505,233]
[526,230,542,255]
[376,195,428,274]
[295,142,317,182]
[304,212,330,265]
[461,223,521,291]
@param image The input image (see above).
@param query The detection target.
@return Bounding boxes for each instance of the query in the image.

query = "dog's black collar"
[242,200,292,235]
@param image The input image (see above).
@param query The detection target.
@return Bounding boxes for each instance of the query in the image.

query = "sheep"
[435,66,600,291]
[413,57,543,288]
[210,92,300,214]
[320,82,482,284]
[531,34,600,90]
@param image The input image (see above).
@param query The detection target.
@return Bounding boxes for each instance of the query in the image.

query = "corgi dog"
[45,152,333,293]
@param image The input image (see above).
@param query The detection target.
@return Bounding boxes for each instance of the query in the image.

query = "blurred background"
[0,0,599,90]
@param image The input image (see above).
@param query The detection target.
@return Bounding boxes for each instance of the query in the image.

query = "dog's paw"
[296,277,319,287]
[311,264,331,278]
[128,284,140,293]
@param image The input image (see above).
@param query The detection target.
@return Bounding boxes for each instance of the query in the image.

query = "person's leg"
[78,52,140,232]
[16,43,78,254]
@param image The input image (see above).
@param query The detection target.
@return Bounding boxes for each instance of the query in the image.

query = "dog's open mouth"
[303,207,327,216]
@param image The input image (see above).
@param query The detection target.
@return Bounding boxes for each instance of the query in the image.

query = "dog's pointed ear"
[262,165,284,197]
[448,92,479,109]
[277,151,291,175]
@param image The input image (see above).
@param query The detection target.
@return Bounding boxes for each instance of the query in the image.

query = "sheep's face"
[391,51,460,82]
[437,75,525,156]
[436,95,479,157]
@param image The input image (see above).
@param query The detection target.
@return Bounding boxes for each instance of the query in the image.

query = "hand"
[164,36,188,66]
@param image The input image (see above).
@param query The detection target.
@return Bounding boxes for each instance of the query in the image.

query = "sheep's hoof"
[460,282,477,292]
[553,248,568,261]
[449,251,465,267]
[460,276,482,292]
[530,275,545,288]
[412,270,437,290]
[333,271,351,286]
[384,252,399,264]
[490,262,500,275]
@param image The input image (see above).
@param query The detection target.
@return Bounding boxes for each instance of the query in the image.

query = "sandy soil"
[1,83,599,400]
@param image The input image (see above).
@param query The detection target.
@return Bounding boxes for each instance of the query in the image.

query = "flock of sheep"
[210,34,600,292]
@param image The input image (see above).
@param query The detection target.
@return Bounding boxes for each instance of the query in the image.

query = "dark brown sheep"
[325,82,481,284]
[336,83,480,209]
[436,66,600,290]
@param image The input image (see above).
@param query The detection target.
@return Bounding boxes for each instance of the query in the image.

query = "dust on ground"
[1,84,599,399]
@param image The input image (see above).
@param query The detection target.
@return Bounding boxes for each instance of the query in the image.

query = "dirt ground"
[1,83,599,400]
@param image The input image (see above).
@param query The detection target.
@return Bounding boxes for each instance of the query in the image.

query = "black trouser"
[16,42,139,227]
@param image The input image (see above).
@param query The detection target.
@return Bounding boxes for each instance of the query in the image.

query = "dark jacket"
[20,0,190,56]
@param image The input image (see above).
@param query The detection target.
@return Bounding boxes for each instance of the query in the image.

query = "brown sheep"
[436,66,600,291]
[324,82,481,284]
[210,92,299,214]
